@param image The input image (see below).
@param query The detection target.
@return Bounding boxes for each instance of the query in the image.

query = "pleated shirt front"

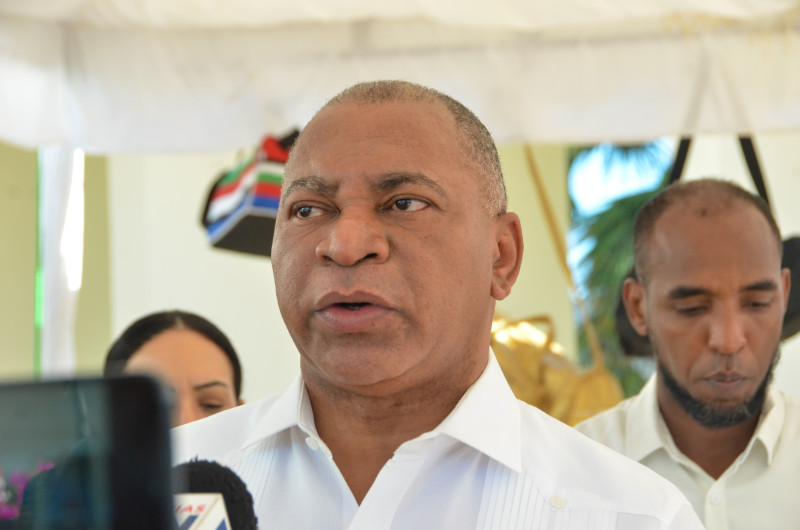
[173,354,702,530]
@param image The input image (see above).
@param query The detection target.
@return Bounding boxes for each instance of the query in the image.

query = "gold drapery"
[491,316,623,426]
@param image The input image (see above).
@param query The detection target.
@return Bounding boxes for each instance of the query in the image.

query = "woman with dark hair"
[104,310,243,426]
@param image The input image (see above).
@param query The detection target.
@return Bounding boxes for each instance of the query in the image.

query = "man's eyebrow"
[667,280,778,300]
[742,280,778,292]
[372,172,448,199]
[282,172,448,200]
[667,286,710,300]
[282,176,338,199]
[192,381,230,392]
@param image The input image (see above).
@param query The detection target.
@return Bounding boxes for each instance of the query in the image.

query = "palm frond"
[569,141,672,396]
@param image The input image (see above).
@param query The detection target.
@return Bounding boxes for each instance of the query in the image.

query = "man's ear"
[490,213,524,301]
[781,267,791,314]
[622,277,649,336]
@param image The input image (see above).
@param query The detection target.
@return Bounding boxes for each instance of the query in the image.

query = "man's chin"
[699,386,754,409]
[703,398,753,417]
[659,363,769,429]
[654,346,780,429]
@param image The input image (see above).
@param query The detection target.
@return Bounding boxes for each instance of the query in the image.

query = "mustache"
[707,350,741,374]
[703,347,779,377]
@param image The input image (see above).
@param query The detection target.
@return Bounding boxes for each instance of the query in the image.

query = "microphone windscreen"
[172,459,257,530]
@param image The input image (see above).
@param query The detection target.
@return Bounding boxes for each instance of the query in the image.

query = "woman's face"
[123,328,241,426]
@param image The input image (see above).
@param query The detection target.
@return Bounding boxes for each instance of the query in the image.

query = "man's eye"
[391,198,428,212]
[676,306,706,316]
[294,205,324,219]
[745,300,771,310]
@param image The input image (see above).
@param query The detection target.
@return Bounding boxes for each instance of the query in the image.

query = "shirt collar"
[625,374,670,462]
[628,375,785,467]
[431,351,522,472]
[241,373,306,449]
[752,386,783,465]
[239,351,522,472]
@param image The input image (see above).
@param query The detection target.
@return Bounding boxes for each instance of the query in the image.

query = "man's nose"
[707,304,747,355]
[315,209,390,266]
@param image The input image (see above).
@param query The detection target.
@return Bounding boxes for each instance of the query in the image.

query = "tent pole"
[33,152,43,379]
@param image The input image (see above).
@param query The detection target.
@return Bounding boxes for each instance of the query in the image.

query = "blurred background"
[2,1,800,403]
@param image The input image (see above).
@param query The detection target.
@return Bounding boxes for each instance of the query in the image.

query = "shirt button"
[549,496,566,509]
[710,494,721,505]
[305,437,320,451]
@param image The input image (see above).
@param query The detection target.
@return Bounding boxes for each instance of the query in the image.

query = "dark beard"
[657,352,778,429]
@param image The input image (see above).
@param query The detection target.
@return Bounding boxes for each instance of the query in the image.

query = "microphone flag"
[174,492,231,530]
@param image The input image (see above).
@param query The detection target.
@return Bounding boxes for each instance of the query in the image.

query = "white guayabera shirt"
[174,354,702,529]
[578,376,800,530]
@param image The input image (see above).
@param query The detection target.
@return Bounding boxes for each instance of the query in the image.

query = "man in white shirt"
[173,80,702,529]
[577,179,799,530]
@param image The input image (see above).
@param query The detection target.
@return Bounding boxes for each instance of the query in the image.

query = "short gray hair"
[290,80,507,216]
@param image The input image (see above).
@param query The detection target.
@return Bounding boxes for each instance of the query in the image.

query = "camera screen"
[0,376,175,529]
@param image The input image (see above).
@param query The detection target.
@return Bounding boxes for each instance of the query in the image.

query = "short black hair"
[103,310,242,399]
[633,178,782,283]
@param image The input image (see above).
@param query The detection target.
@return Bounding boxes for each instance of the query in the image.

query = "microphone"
[172,459,258,530]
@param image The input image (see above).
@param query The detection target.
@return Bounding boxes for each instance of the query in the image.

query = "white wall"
[107,153,299,402]
[682,132,800,398]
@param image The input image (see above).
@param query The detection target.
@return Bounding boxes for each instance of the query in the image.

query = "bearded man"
[577,178,799,530]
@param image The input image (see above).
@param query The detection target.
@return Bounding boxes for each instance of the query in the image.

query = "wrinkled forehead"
[285,100,460,179]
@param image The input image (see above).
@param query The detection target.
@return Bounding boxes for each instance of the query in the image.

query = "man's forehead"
[643,202,782,288]
[285,100,463,181]
[651,198,776,247]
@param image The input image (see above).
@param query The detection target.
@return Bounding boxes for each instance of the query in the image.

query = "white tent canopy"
[2,0,800,152]
[4,1,800,384]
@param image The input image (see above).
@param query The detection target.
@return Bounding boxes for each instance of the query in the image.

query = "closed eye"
[675,305,708,316]
[744,299,772,310]
[200,401,225,413]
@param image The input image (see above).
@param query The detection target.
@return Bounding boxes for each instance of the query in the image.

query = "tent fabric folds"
[1,1,800,151]
[3,0,796,30]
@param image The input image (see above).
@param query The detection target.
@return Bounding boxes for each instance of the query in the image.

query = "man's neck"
[304,371,479,504]
[657,384,761,479]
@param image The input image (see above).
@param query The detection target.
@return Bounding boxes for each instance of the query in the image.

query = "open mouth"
[317,300,389,333]
[336,302,369,311]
